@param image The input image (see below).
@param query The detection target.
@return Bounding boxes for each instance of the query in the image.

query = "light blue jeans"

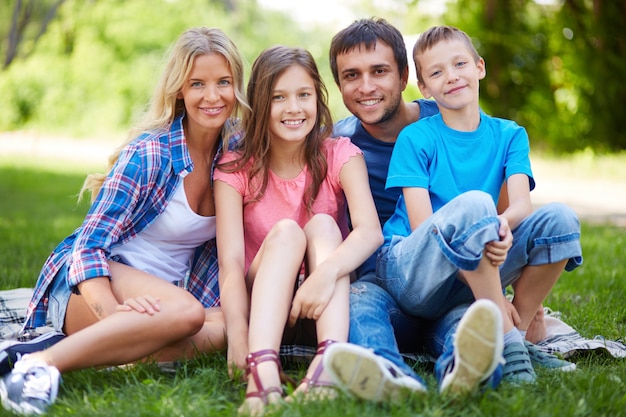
[349,190,582,385]
[376,190,582,318]
[348,278,493,386]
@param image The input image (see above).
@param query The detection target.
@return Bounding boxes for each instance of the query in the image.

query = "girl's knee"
[305,214,341,240]
[267,219,306,247]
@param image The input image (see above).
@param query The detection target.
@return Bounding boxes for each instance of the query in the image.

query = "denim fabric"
[348,280,507,388]
[48,266,71,332]
[377,191,500,318]
[376,191,583,318]
[348,278,426,380]
[350,191,582,388]
[499,202,583,287]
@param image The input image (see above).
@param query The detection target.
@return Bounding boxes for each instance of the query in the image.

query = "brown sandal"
[286,339,338,402]
[243,349,285,404]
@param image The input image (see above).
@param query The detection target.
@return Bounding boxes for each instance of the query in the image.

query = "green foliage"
[440,0,626,152]
[0,0,346,137]
[2,0,626,150]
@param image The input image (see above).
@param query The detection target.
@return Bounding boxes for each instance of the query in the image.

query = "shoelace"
[21,367,52,401]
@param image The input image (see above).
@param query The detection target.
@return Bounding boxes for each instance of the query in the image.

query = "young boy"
[377,25,583,382]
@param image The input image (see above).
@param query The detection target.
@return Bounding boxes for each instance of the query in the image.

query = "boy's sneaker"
[323,342,427,403]
[439,299,505,395]
[502,342,537,384]
[0,357,60,415]
[524,340,576,372]
[0,332,65,375]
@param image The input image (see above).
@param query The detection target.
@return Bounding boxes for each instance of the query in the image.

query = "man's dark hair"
[329,17,408,85]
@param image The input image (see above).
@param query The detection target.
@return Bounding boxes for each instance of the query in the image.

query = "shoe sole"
[440,299,503,395]
[323,343,425,403]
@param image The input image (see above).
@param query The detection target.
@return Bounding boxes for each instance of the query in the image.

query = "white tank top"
[110,182,216,283]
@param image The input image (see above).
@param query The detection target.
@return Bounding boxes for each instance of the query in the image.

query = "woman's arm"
[214,179,250,373]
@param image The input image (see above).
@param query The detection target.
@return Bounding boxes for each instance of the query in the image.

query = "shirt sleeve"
[504,122,536,191]
[67,141,162,286]
[214,151,248,196]
[386,122,432,191]
[326,136,363,186]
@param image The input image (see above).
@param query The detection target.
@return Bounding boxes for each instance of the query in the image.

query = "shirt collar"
[169,113,193,175]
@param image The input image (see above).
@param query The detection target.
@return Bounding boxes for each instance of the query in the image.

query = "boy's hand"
[485,216,513,266]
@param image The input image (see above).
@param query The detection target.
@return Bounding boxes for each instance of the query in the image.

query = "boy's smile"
[416,39,485,113]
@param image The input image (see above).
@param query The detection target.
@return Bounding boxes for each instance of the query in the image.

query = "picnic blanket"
[2,288,625,361]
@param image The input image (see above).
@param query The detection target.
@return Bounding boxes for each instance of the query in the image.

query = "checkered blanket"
[2,288,624,361]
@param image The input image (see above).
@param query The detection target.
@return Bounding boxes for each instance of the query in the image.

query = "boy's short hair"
[329,17,408,85]
[412,25,481,83]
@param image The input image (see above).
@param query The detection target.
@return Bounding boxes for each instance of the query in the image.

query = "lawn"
[0,156,625,417]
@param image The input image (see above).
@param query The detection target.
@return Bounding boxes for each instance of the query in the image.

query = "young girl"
[214,46,382,414]
[1,27,248,416]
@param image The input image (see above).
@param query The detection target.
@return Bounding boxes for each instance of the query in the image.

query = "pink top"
[215,136,361,272]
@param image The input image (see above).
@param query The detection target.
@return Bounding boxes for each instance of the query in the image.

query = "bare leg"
[525,305,547,343]
[28,261,208,372]
[296,214,349,395]
[460,252,514,333]
[242,220,307,413]
[151,307,226,361]
[512,261,567,332]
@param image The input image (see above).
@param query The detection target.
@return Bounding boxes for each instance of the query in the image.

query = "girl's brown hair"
[221,46,333,212]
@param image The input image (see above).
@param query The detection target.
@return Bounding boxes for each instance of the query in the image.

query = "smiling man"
[323,18,581,403]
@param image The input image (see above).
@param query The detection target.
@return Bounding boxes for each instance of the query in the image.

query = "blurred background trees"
[1,0,624,152]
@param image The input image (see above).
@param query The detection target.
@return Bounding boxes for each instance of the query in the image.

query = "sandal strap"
[315,339,337,355]
[244,349,284,404]
[302,339,337,388]
[245,386,283,403]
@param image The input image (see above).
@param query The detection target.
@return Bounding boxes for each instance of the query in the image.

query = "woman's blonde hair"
[80,27,249,202]
[219,46,333,213]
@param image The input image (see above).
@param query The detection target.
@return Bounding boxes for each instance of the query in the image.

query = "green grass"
[1,159,625,417]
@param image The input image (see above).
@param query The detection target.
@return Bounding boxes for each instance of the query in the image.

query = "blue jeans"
[349,191,582,385]
[376,191,582,317]
[348,276,472,384]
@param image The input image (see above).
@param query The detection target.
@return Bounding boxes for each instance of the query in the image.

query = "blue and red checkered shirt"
[24,113,242,330]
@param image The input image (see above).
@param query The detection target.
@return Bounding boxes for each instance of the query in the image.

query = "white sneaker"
[323,342,426,403]
[0,356,60,415]
[440,299,504,395]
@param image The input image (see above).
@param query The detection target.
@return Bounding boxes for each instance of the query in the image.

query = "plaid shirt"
[24,114,242,330]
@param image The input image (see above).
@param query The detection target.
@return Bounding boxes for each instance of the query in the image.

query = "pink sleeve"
[214,151,247,195]
[325,136,363,187]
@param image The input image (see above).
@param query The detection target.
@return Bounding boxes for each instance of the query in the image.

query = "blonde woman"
[0,27,248,415]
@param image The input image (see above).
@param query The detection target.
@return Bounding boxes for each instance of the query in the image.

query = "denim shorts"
[47,265,72,331]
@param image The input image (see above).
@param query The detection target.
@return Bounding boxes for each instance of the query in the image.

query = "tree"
[441,0,626,152]
[3,0,67,70]
[557,0,626,150]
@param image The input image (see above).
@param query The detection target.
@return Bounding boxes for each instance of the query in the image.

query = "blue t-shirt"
[333,99,439,275]
[383,112,535,246]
